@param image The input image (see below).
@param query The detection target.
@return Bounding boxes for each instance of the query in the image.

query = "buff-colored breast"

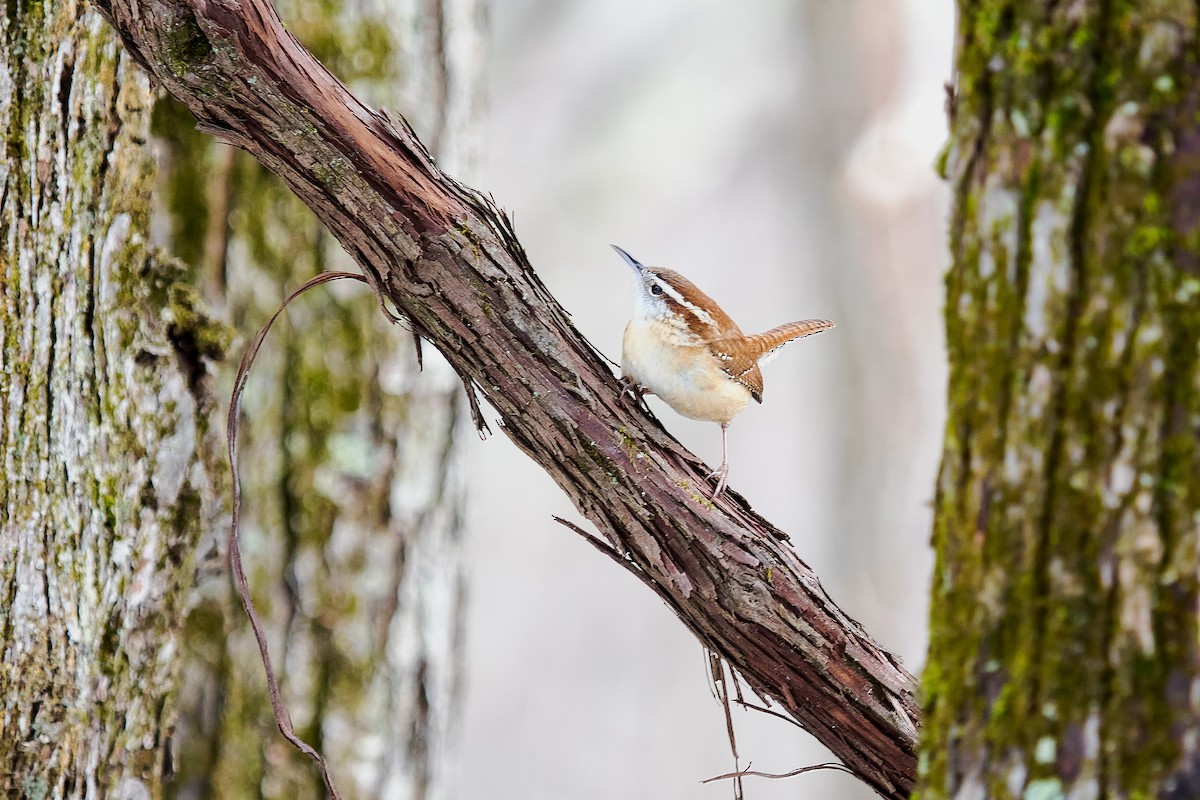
[622,317,752,424]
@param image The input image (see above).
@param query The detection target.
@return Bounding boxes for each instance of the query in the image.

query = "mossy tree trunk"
[921,3,1200,798]
[158,2,483,799]
[0,2,224,797]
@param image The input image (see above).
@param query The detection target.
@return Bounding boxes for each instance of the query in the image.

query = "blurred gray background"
[458,2,954,798]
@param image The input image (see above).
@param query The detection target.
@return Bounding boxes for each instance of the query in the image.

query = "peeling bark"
[0,2,222,797]
[921,3,1200,798]
[91,0,921,797]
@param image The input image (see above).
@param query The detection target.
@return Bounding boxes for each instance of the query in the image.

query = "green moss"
[454,221,487,260]
[934,141,953,181]
[921,3,1200,798]
[674,480,714,509]
[150,98,211,269]
[464,272,497,321]
[163,14,213,78]
[166,281,233,361]
[615,426,642,466]
[406,301,451,340]
[312,155,354,193]
[580,437,618,478]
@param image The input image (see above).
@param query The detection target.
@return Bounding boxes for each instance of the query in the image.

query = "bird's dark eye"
[650,284,664,296]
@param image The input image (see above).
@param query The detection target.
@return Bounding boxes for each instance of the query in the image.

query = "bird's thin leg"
[706,422,730,498]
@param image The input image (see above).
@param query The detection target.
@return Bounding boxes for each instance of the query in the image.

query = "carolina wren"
[612,245,834,498]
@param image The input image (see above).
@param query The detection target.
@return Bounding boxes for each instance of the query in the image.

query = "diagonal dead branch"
[92,1,921,796]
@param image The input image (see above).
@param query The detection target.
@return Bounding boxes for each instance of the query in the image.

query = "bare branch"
[227,271,369,798]
[702,762,859,784]
[711,652,745,800]
[92,1,921,796]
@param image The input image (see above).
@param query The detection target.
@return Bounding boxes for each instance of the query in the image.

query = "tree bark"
[92,0,922,797]
[0,2,223,797]
[157,2,483,798]
[921,3,1200,798]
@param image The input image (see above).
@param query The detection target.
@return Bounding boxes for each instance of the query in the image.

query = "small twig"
[710,652,744,800]
[411,329,424,370]
[702,762,858,784]
[733,698,809,733]
[551,515,621,560]
[461,376,491,438]
[702,647,719,701]
[227,270,370,800]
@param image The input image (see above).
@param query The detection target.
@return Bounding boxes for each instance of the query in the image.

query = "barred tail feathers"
[708,319,834,404]
[750,319,835,367]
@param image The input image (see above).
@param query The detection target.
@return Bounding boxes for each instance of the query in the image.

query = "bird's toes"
[709,475,728,499]
[618,377,650,406]
[705,465,729,498]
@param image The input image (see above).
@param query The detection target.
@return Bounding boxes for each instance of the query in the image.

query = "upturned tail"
[744,319,836,365]
[709,319,836,402]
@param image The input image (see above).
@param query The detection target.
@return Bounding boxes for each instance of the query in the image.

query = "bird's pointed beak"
[610,244,645,274]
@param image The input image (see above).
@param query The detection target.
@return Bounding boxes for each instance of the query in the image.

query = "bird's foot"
[705,464,729,499]
[618,377,652,407]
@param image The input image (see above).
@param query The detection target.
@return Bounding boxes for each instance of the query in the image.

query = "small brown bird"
[613,245,834,498]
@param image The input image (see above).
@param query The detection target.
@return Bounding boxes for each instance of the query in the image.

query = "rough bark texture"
[92,1,922,797]
[920,3,1200,798]
[0,2,224,797]
[158,2,481,798]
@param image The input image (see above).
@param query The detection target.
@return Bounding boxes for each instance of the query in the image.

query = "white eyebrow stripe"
[655,277,716,328]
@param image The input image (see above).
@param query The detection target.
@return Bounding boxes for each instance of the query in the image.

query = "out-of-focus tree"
[921,3,1200,797]
[156,1,485,799]
[0,0,482,796]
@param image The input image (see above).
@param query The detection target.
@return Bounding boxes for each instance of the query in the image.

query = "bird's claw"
[618,377,651,408]
[705,465,729,499]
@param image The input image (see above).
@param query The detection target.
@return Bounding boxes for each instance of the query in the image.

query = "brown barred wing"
[709,319,835,403]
